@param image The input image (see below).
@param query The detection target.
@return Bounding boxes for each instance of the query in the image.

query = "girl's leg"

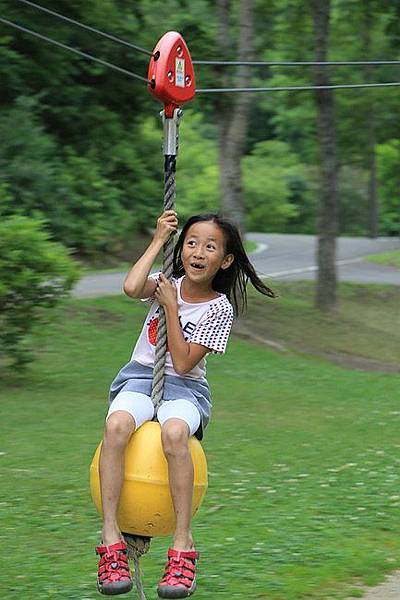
[161,418,195,551]
[99,410,136,546]
[99,390,155,545]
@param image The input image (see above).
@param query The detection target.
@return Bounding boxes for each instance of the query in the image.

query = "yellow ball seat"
[90,421,208,537]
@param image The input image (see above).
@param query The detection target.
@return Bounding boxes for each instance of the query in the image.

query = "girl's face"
[181,221,234,284]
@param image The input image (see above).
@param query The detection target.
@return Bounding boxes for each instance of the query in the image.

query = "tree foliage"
[376,140,400,235]
[0,215,79,369]
[0,97,128,257]
[243,140,310,231]
[0,0,398,261]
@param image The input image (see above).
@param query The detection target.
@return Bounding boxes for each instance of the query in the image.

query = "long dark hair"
[173,213,277,314]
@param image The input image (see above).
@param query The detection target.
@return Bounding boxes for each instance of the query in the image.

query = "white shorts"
[106,391,201,437]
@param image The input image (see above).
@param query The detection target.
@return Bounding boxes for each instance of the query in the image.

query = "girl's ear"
[220,253,234,270]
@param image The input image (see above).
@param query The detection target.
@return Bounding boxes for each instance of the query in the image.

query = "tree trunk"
[367,134,378,237]
[216,0,254,234]
[311,0,338,311]
[362,1,379,238]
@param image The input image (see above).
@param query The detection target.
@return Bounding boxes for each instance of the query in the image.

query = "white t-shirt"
[131,273,234,380]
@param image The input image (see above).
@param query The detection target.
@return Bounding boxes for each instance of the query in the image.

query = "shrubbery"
[0,99,130,258]
[243,140,313,232]
[0,215,79,369]
[377,140,400,236]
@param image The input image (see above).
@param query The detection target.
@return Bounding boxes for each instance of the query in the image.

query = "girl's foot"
[96,540,133,596]
[172,533,194,552]
[157,548,199,598]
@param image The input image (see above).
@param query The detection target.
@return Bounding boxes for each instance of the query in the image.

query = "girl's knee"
[161,419,190,456]
[104,410,136,443]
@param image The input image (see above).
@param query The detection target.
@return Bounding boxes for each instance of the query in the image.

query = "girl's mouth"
[190,262,205,271]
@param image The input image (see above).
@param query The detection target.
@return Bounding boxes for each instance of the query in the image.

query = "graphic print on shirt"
[147,308,197,350]
[147,314,165,348]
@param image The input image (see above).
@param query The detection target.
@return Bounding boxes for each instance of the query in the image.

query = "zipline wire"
[2,16,400,94]
[0,17,151,84]
[15,0,154,58]
[193,59,400,66]
[197,82,400,93]
[10,0,400,69]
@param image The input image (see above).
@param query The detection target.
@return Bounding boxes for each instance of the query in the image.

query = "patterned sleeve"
[190,301,234,354]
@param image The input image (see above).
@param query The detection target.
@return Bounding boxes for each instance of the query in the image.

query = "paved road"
[72,234,400,298]
[247,233,400,285]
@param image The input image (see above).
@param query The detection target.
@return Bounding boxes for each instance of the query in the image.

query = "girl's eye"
[207,244,216,250]
[187,240,196,246]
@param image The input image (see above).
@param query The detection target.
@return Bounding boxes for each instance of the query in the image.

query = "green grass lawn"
[237,281,400,369]
[364,250,400,269]
[1,290,400,599]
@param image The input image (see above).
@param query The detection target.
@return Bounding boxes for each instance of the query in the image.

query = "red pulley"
[148,31,196,117]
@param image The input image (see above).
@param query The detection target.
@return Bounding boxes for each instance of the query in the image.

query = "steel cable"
[0,17,150,84]
[197,81,400,93]
[15,0,154,58]
[193,59,400,66]
[2,16,400,93]
[10,2,400,70]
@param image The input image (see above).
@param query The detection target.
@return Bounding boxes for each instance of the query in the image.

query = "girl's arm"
[155,274,209,375]
[123,210,178,299]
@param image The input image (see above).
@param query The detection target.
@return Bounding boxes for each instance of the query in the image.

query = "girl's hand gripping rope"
[153,210,179,244]
[155,273,178,311]
[122,211,177,300]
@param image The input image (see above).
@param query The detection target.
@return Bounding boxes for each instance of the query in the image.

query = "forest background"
[1,0,399,262]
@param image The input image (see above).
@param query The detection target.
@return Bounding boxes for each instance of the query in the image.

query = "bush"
[0,98,130,257]
[338,165,369,235]
[52,150,129,257]
[0,215,79,369]
[243,140,308,232]
[377,140,400,236]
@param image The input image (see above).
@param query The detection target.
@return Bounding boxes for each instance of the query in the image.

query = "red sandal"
[157,548,199,598]
[96,540,133,596]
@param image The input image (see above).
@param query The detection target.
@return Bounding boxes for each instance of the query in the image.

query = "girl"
[95,210,275,598]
